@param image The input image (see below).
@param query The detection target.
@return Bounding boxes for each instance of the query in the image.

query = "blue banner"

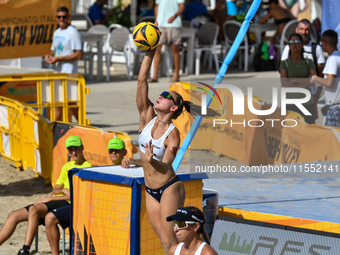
[322,0,340,48]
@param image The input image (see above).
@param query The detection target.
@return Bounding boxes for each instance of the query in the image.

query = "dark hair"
[57,6,69,14]
[186,206,210,245]
[322,29,338,48]
[171,91,221,120]
[269,0,278,5]
[288,33,304,59]
[297,19,311,28]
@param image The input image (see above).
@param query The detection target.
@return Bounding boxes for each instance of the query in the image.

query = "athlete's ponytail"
[172,92,221,120]
[186,206,211,245]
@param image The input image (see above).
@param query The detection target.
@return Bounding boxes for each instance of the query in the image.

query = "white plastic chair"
[223,20,256,72]
[279,19,299,54]
[190,17,205,29]
[82,25,108,79]
[71,13,93,30]
[105,26,132,81]
[194,22,220,75]
[139,16,155,23]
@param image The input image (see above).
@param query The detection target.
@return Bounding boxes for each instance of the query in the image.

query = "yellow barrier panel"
[0,73,90,125]
[0,96,23,169]
[0,96,138,184]
[0,96,52,182]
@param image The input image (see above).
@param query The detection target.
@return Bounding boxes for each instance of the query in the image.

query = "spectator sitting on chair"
[88,0,111,26]
[278,0,307,19]
[310,30,340,127]
[0,136,91,255]
[107,137,142,167]
[258,0,294,41]
[208,0,232,41]
[44,137,140,255]
[182,0,208,22]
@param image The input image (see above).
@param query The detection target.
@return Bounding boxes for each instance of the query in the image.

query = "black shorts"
[25,200,70,225]
[50,205,71,229]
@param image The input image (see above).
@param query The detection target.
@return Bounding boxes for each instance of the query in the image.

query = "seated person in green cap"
[107,137,142,167]
[0,135,91,255]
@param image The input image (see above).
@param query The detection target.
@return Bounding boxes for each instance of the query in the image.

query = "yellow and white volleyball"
[132,22,160,51]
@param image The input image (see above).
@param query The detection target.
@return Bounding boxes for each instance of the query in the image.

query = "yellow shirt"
[55,160,92,195]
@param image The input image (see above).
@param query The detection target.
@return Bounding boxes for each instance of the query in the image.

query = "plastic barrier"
[0,73,90,125]
[0,96,138,184]
[0,96,52,181]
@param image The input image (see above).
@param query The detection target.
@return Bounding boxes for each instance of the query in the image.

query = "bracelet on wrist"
[174,14,178,18]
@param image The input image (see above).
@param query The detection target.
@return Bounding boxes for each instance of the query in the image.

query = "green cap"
[107,138,125,150]
[65,135,82,148]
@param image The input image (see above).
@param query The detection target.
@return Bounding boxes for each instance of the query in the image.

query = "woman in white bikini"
[167,207,218,255]
[136,41,219,253]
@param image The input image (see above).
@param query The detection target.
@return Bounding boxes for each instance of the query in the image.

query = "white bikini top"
[174,242,207,255]
[138,117,176,161]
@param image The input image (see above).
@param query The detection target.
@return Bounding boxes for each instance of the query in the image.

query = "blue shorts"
[25,200,69,225]
[325,106,340,127]
[50,205,71,229]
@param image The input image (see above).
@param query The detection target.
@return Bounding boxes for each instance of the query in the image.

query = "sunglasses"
[173,220,197,230]
[160,91,177,106]
[56,15,68,19]
[288,40,301,44]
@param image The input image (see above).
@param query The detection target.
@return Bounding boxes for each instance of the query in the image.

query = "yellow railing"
[0,96,138,184]
[0,73,90,125]
[0,96,52,181]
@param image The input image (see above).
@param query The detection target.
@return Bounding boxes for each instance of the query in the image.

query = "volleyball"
[132,22,160,51]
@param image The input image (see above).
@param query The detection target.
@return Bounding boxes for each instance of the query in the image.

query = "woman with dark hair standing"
[136,28,220,253]
[167,206,218,255]
[280,33,317,124]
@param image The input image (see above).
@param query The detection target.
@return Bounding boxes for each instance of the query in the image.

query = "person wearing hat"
[107,137,128,165]
[167,207,218,255]
[43,135,92,255]
[107,137,142,167]
[0,136,91,255]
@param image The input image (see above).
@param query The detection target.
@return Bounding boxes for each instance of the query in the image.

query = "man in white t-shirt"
[148,0,185,83]
[311,30,340,127]
[45,6,82,73]
[44,7,82,121]
[281,19,325,76]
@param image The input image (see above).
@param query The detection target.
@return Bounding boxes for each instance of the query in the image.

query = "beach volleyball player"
[136,23,220,254]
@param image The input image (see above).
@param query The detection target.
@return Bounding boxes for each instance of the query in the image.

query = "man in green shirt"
[0,136,91,255]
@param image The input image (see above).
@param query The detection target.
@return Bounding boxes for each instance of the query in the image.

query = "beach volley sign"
[211,217,340,255]
[0,0,71,59]
[196,83,311,128]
